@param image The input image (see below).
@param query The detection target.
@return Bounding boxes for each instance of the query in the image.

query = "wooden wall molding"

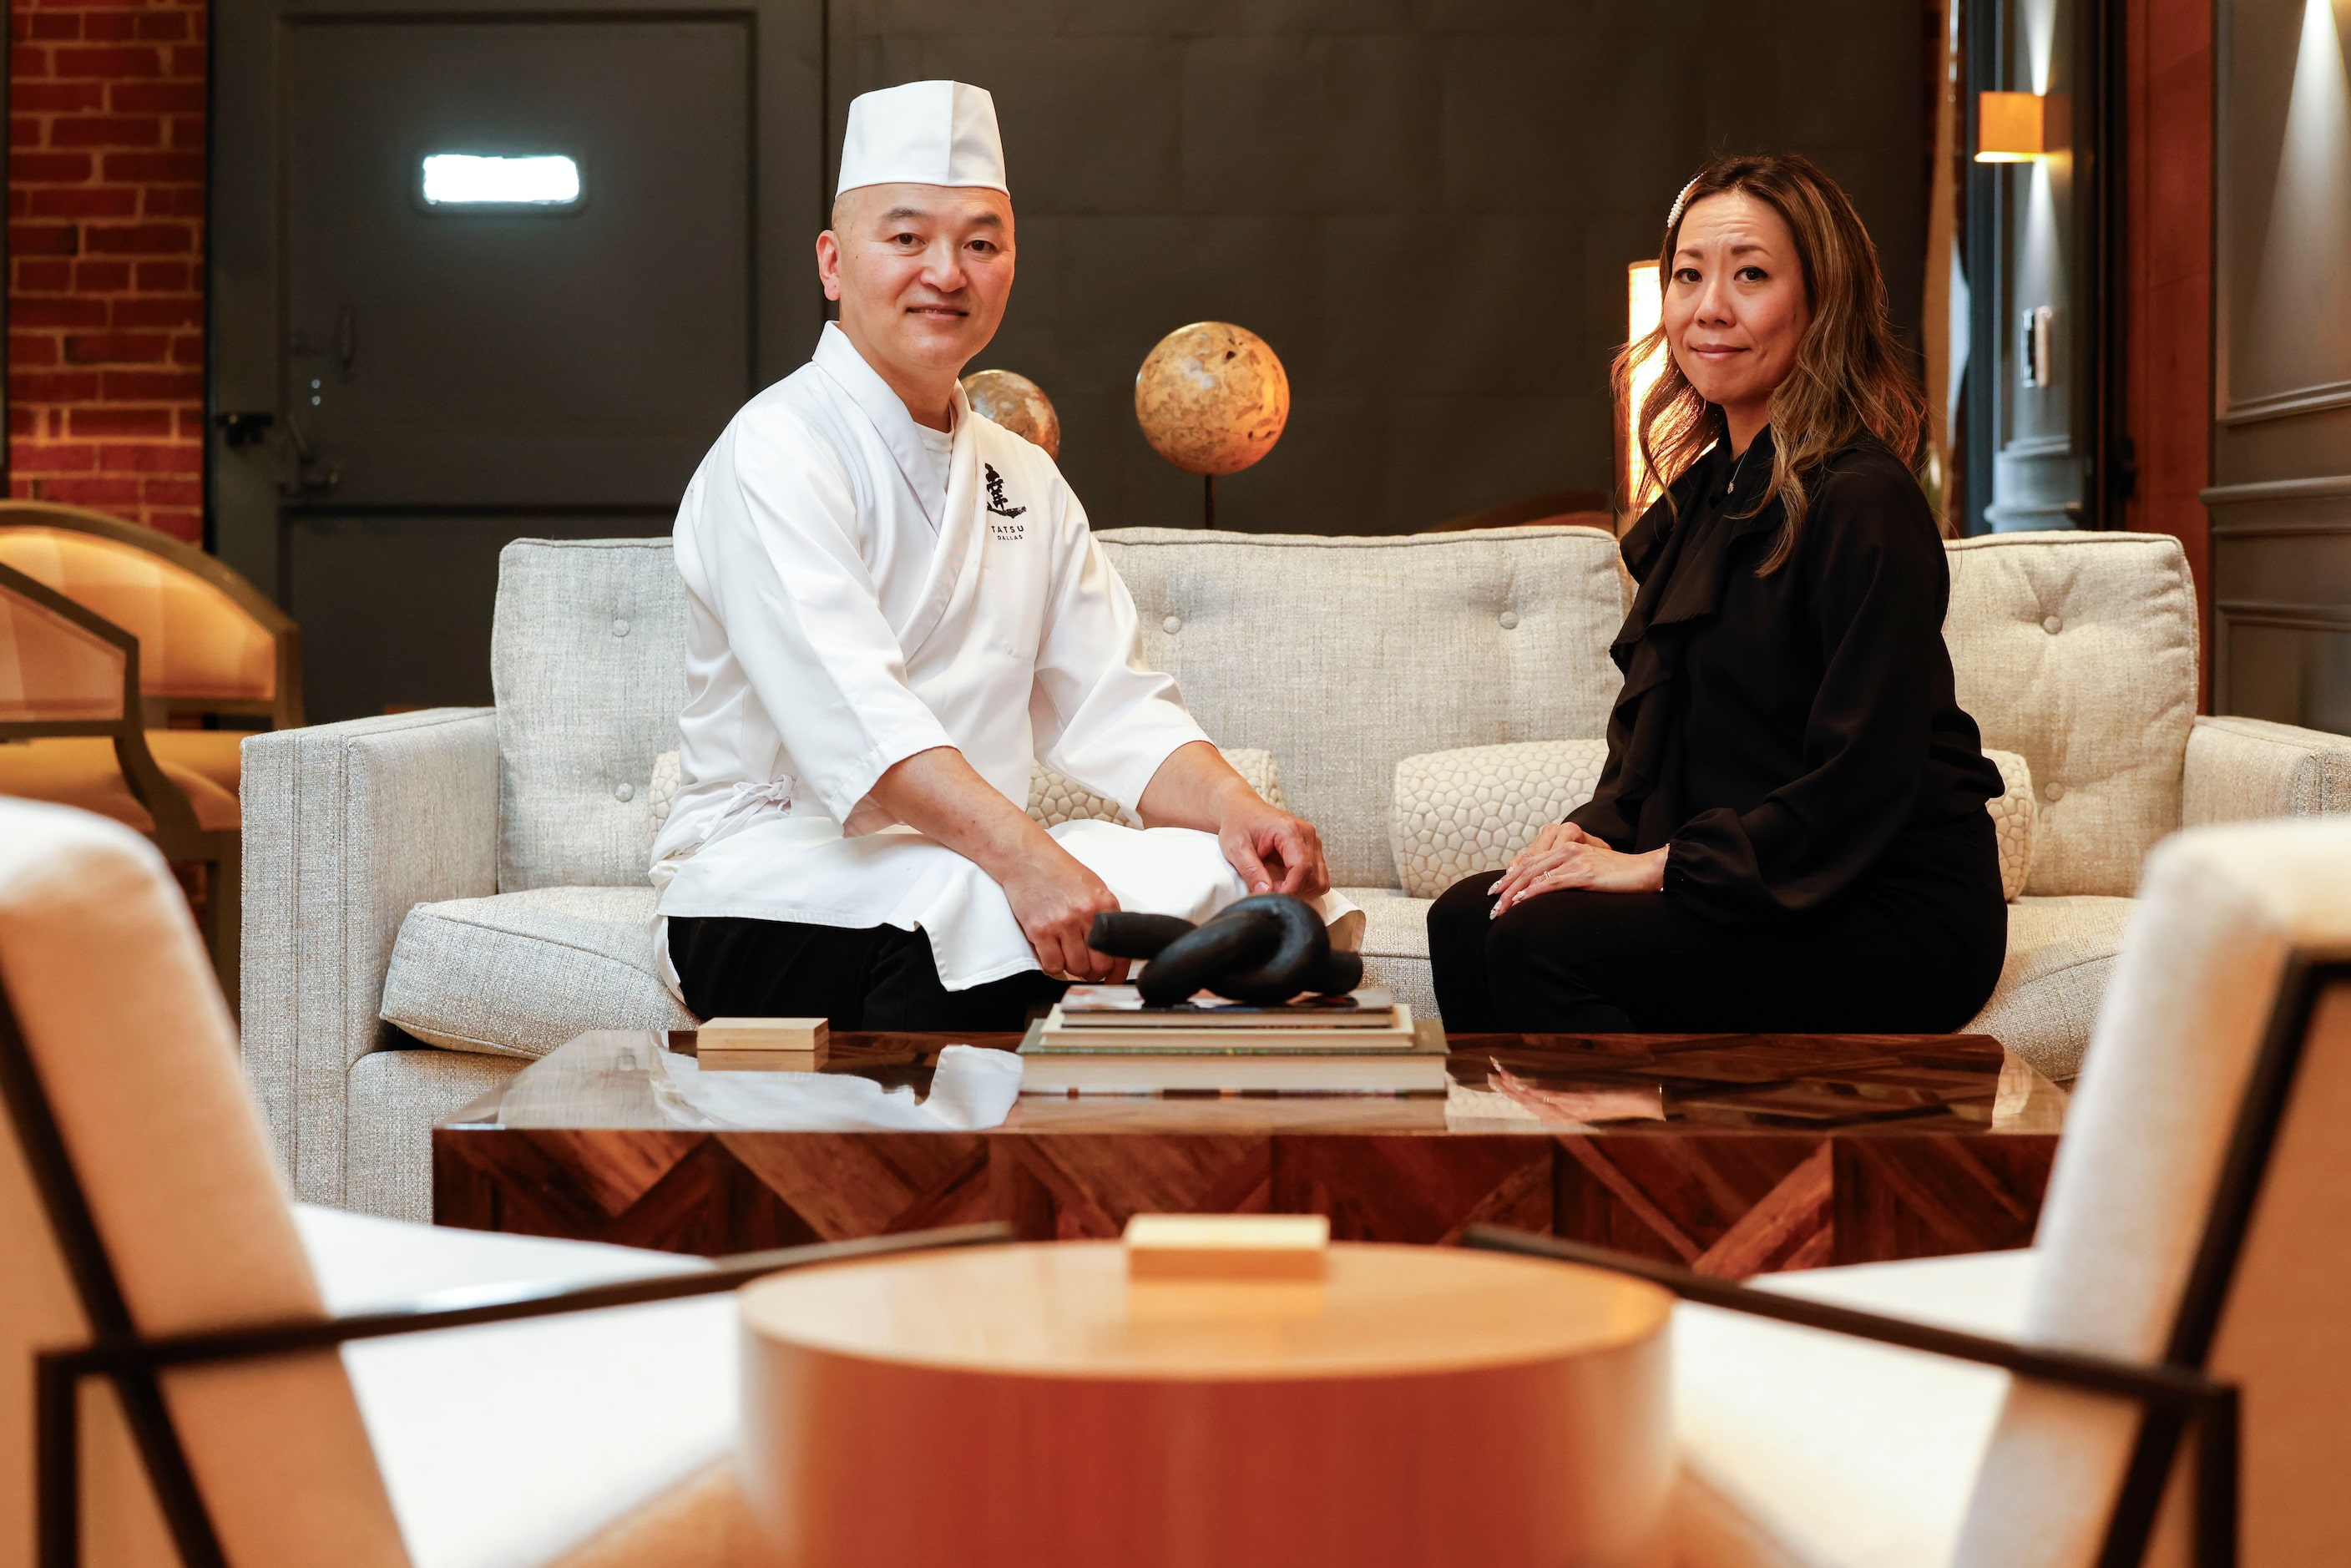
[2217,377,2351,426]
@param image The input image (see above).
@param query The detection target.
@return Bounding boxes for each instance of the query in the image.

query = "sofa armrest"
[2181,715,2351,827]
[240,707,498,1205]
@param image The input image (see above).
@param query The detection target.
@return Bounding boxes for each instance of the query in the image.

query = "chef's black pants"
[668,917,1068,1031]
[1425,873,2005,1034]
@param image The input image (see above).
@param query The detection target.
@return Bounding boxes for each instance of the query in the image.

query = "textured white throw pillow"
[1388,740,2038,903]
[1982,747,2037,903]
[645,746,1284,847]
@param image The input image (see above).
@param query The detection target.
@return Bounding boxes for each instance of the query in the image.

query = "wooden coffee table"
[433,1029,2065,1277]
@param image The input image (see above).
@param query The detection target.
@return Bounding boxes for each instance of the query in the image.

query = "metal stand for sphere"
[1204,474,1217,529]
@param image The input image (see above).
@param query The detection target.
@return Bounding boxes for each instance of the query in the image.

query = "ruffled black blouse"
[1568,426,2005,926]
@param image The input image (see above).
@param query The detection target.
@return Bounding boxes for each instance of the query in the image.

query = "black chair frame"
[1469,953,2351,1568]
[0,984,1013,1568]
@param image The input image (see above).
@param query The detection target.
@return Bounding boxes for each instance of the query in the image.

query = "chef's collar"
[812,321,966,530]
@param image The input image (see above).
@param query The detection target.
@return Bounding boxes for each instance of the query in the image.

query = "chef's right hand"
[1001,850,1126,983]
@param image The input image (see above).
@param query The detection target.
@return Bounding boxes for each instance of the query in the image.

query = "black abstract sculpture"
[1089,894,1363,1007]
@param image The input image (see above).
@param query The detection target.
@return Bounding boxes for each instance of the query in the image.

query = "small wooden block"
[1123,1213,1330,1282]
[696,1017,828,1072]
[700,1051,824,1073]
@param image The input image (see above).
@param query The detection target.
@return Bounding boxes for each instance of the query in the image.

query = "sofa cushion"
[1388,739,2039,903]
[1944,533,2197,897]
[1343,886,1438,1021]
[1966,894,2135,1081]
[381,885,690,1060]
[493,539,689,893]
[1389,739,1610,898]
[1099,526,1629,888]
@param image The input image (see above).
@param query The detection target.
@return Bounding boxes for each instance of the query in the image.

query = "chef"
[651,79,1345,1030]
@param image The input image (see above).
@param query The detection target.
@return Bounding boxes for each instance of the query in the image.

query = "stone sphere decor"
[959,368,1062,458]
[1134,322,1290,478]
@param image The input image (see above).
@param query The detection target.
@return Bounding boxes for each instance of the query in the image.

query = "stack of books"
[1017,985,1447,1095]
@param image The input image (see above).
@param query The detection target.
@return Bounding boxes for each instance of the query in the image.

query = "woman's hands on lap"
[1488,823,1667,915]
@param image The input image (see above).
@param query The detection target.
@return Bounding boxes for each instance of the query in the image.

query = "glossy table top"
[737,1241,1672,1378]
[442,1027,2067,1138]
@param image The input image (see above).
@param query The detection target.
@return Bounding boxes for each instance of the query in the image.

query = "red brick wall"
[8,0,205,543]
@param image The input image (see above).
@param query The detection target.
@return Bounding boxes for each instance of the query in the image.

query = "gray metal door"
[210,0,822,721]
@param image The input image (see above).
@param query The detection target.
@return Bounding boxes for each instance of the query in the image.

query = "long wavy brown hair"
[1613,154,1929,574]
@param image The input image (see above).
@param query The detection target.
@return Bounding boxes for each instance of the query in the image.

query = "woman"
[1427,154,2007,1034]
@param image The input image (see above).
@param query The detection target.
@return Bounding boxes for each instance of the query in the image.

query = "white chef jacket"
[651,323,1257,992]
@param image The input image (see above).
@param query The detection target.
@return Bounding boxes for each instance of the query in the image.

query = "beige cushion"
[1673,1248,2037,1568]
[493,539,689,893]
[1100,526,1630,887]
[1388,738,1610,898]
[1388,740,2039,904]
[1958,818,2351,1566]
[1343,886,1438,1021]
[0,800,407,1567]
[381,886,691,1060]
[294,1205,739,1568]
[1963,895,2133,1080]
[1944,533,2197,897]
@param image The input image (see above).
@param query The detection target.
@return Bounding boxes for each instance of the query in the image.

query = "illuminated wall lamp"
[1620,259,1665,523]
[1975,91,2068,161]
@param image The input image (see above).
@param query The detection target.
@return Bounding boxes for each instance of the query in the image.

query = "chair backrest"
[1943,531,2198,898]
[0,561,130,725]
[0,503,300,726]
[1954,816,2351,1566]
[0,799,407,1568]
[488,527,1631,893]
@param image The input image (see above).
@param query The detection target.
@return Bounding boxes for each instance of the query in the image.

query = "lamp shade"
[1977,91,2067,161]
[1622,260,1665,518]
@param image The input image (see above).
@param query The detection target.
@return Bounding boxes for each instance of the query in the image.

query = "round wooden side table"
[738,1240,1674,1567]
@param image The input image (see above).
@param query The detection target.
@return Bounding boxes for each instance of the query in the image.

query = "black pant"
[668,917,1068,1031]
[1426,865,2006,1034]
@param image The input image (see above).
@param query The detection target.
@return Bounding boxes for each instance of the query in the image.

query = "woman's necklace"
[1725,437,1762,498]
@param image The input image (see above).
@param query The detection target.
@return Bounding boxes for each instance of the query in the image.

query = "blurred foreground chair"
[0,504,301,995]
[0,797,996,1568]
[1476,813,2351,1565]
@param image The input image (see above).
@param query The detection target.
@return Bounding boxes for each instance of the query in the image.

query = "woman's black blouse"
[1568,427,2005,926]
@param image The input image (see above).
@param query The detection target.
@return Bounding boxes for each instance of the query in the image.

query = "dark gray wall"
[2208,0,2351,734]
[836,0,1929,534]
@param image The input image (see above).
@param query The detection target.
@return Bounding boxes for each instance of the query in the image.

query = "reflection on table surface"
[444,1028,2068,1138]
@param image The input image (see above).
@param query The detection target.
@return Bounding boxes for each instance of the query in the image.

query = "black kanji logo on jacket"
[984,463,1027,519]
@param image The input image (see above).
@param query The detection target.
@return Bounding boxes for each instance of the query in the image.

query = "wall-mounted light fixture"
[419,153,584,210]
[1622,260,1665,518]
[1975,92,2068,161]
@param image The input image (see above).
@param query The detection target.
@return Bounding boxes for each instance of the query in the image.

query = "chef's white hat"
[836,81,1008,197]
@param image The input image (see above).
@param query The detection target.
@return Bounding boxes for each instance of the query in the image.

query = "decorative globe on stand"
[959,368,1062,459]
[1134,322,1290,527]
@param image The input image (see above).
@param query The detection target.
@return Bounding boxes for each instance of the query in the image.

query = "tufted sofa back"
[488,526,2197,898]
[494,539,689,892]
[1943,532,2198,897]
[1098,527,1632,887]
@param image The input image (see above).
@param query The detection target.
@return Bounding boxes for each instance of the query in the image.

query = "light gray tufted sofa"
[241,527,2351,1219]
